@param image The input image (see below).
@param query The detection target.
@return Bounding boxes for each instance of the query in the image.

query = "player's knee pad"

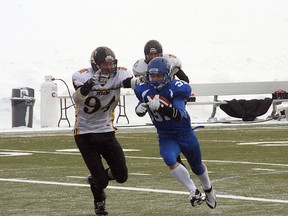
[115,174,128,184]
[161,151,177,166]
[191,163,205,176]
[162,156,177,167]
[113,167,128,183]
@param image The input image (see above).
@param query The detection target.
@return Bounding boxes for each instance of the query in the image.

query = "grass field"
[0,124,288,216]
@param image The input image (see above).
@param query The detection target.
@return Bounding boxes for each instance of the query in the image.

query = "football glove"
[135,103,147,116]
[91,69,108,85]
[81,69,101,95]
[147,95,161,111]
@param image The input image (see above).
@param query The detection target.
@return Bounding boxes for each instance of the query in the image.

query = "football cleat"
[189,189,206,207]
[204,187,217,209]
[94,200,108,215]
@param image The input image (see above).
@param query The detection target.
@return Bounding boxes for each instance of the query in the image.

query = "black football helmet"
[90,46,118,81]
[144,40,163,63]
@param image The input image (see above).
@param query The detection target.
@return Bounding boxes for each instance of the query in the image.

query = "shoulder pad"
[117,66,128,71]
[163,53,182,68]
[79,68,89,74]
[168,54,177,59]
[133,58,147,77]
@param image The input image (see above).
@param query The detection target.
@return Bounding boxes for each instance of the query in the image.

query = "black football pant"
[74,132,128,201]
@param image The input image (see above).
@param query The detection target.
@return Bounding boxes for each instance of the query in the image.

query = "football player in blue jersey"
[134,57,217,209]
[133,39,189,168]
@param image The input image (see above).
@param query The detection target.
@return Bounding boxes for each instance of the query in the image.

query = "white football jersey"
[72,67,133,135]
[132,53,182,78]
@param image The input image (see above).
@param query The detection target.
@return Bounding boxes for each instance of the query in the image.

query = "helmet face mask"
[146,57,171,90]
[146,52,162,63]
[91,46,118,84]
[144,40,163,63]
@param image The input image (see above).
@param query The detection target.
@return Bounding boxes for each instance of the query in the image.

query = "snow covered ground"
[1,0,288,131]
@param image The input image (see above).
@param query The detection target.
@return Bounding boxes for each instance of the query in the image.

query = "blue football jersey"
[134,80,192,135]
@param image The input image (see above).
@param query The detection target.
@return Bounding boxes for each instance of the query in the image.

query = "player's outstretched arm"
[175,68,190,83]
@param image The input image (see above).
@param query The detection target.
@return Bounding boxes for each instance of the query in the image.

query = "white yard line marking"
[56,148,142,152]
[237,141,288,146]
[123,149,142,152]
[66,176,87,179]
[202,159,288,167]
[129,173,151,176]
[0,149,288,167]
[56,149,80,152]
[260,144,288,146]
[0,178,287,204]
[0,152,32,157]
[252,168,276,171]
[0,149,80,155]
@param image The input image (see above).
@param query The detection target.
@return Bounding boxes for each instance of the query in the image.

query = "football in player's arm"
[134,57,217,210]
[133,39,189,167]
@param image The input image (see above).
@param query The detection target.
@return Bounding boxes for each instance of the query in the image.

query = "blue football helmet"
[146,57,171,90]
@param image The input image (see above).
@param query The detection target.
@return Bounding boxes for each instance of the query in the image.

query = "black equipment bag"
[220,98,272,121]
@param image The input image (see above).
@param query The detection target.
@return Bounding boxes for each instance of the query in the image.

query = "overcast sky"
[1,0,288,129]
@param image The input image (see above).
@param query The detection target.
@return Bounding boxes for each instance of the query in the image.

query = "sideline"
[0,178,288,204]
[1,122,288,137]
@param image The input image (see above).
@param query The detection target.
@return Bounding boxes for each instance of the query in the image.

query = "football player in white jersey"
[132,39,189,83]
[72,46,136,215]
[133,39,189,167]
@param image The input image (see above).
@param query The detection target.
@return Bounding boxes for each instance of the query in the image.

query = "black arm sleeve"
[176,69,190,83]
[122,77,133,88]
[158,104,181,121]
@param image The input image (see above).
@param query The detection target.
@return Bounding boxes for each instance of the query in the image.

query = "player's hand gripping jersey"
[134,79,192,135]
[72,67,132,134]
